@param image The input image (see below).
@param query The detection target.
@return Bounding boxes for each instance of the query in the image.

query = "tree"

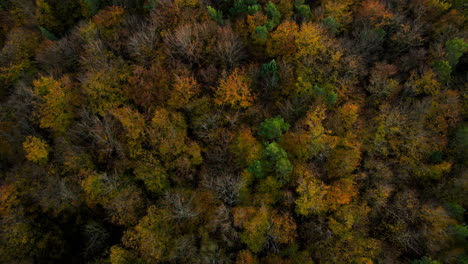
[266,20,298,58]
[81,66,130,115]
[80,170,145,226]
[208,6,224,25]
[325,178,358,209]
[240,206,270,253]
[236,250,259,264]
[367,63,399,102]
[110,106,145,159]
[325,142,362,180]
[122,206,174,262]
[258,116,290,142]
[445,38,468,67]
[33,76,74,134]
[230,128,263,166]
[295,165,327,216]
[149,108,203,174]
[133,153,169,194]
[433,60,452,83]
[265,2,281,31]
[168,70,200,109]
[271,211,297,244]
[355,0,394,27]
[263,142,293,184]
[321,0,354,29]
[294,0,312,22]
[404,70,441,96]
[23,136,49,164]
[0,28,41,94]
[282,104,337,161]
[412,257,441,264]
[110,245,142,264]
[127,64,171,111]
[214,68,254,108]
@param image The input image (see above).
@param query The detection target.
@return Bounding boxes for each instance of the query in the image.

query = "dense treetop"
[0,0,466,263]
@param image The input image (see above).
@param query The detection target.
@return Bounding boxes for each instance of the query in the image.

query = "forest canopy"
[0,0,466,263]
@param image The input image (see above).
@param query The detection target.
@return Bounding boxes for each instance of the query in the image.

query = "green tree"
[446,38,468,67]
[265,2,281,31]
[263,142,293,183]
[258,116,290,142]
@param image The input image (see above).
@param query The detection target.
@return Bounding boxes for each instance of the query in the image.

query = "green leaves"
[265,2,281,31]
[446,38,468,67]
[207,6,224,25]
[258,116,289,142]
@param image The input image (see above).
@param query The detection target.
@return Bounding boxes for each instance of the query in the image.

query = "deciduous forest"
[0,0,467,263]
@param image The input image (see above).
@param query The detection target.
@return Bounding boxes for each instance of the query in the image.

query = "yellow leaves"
[325,178,358,209]
[214,68,254,108]
[405,70,441,96]
[295,23,327,59]
[357,0,394,27]
[322,0,354,25]
[33,76,73,134]
[230,128,262,166]
[303,105,327,137]
[266,20,298,58]
[150,108,187,155]
[271,211,297,244]
[80,170,106,207]
[0,184,19,218]
[176,0,200,7]
[168,71,200,109]
[110,106,145,158]
[240,206,270,253]
[336,102,360,134]
[110,106,145,141]
[23,136,49,164]
[149,108,202,171]
[110,246,135,264]
[123,206,173,262]
[295,165,327,215]
[82,67,130,115]
[295,164,358,215]
[235,206,297,252]
[92,6,125,28]
[282,104,337,161]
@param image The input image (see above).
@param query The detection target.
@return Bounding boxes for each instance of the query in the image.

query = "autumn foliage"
[0,0,466,263]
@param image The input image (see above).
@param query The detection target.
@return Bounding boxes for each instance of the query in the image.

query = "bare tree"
[163,191,199,221]
[214,27,245,69]
[201,171,241,206]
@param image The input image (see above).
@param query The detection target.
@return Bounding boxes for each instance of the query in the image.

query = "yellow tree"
[293,23,343,94]
[295,164,327,216]
[23,136,49,164]
[324,178,358,210]
[282,104,337,161]
[110,106,145,159]
[149,108,202,173]
[321,0,354,27]
[122,206,174,262]
[168,70,201,109]
[230,128,263,167]
[240,207,270,253]
[214,68,254,108]
[33,76,74,134]
[266,20,298,59]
